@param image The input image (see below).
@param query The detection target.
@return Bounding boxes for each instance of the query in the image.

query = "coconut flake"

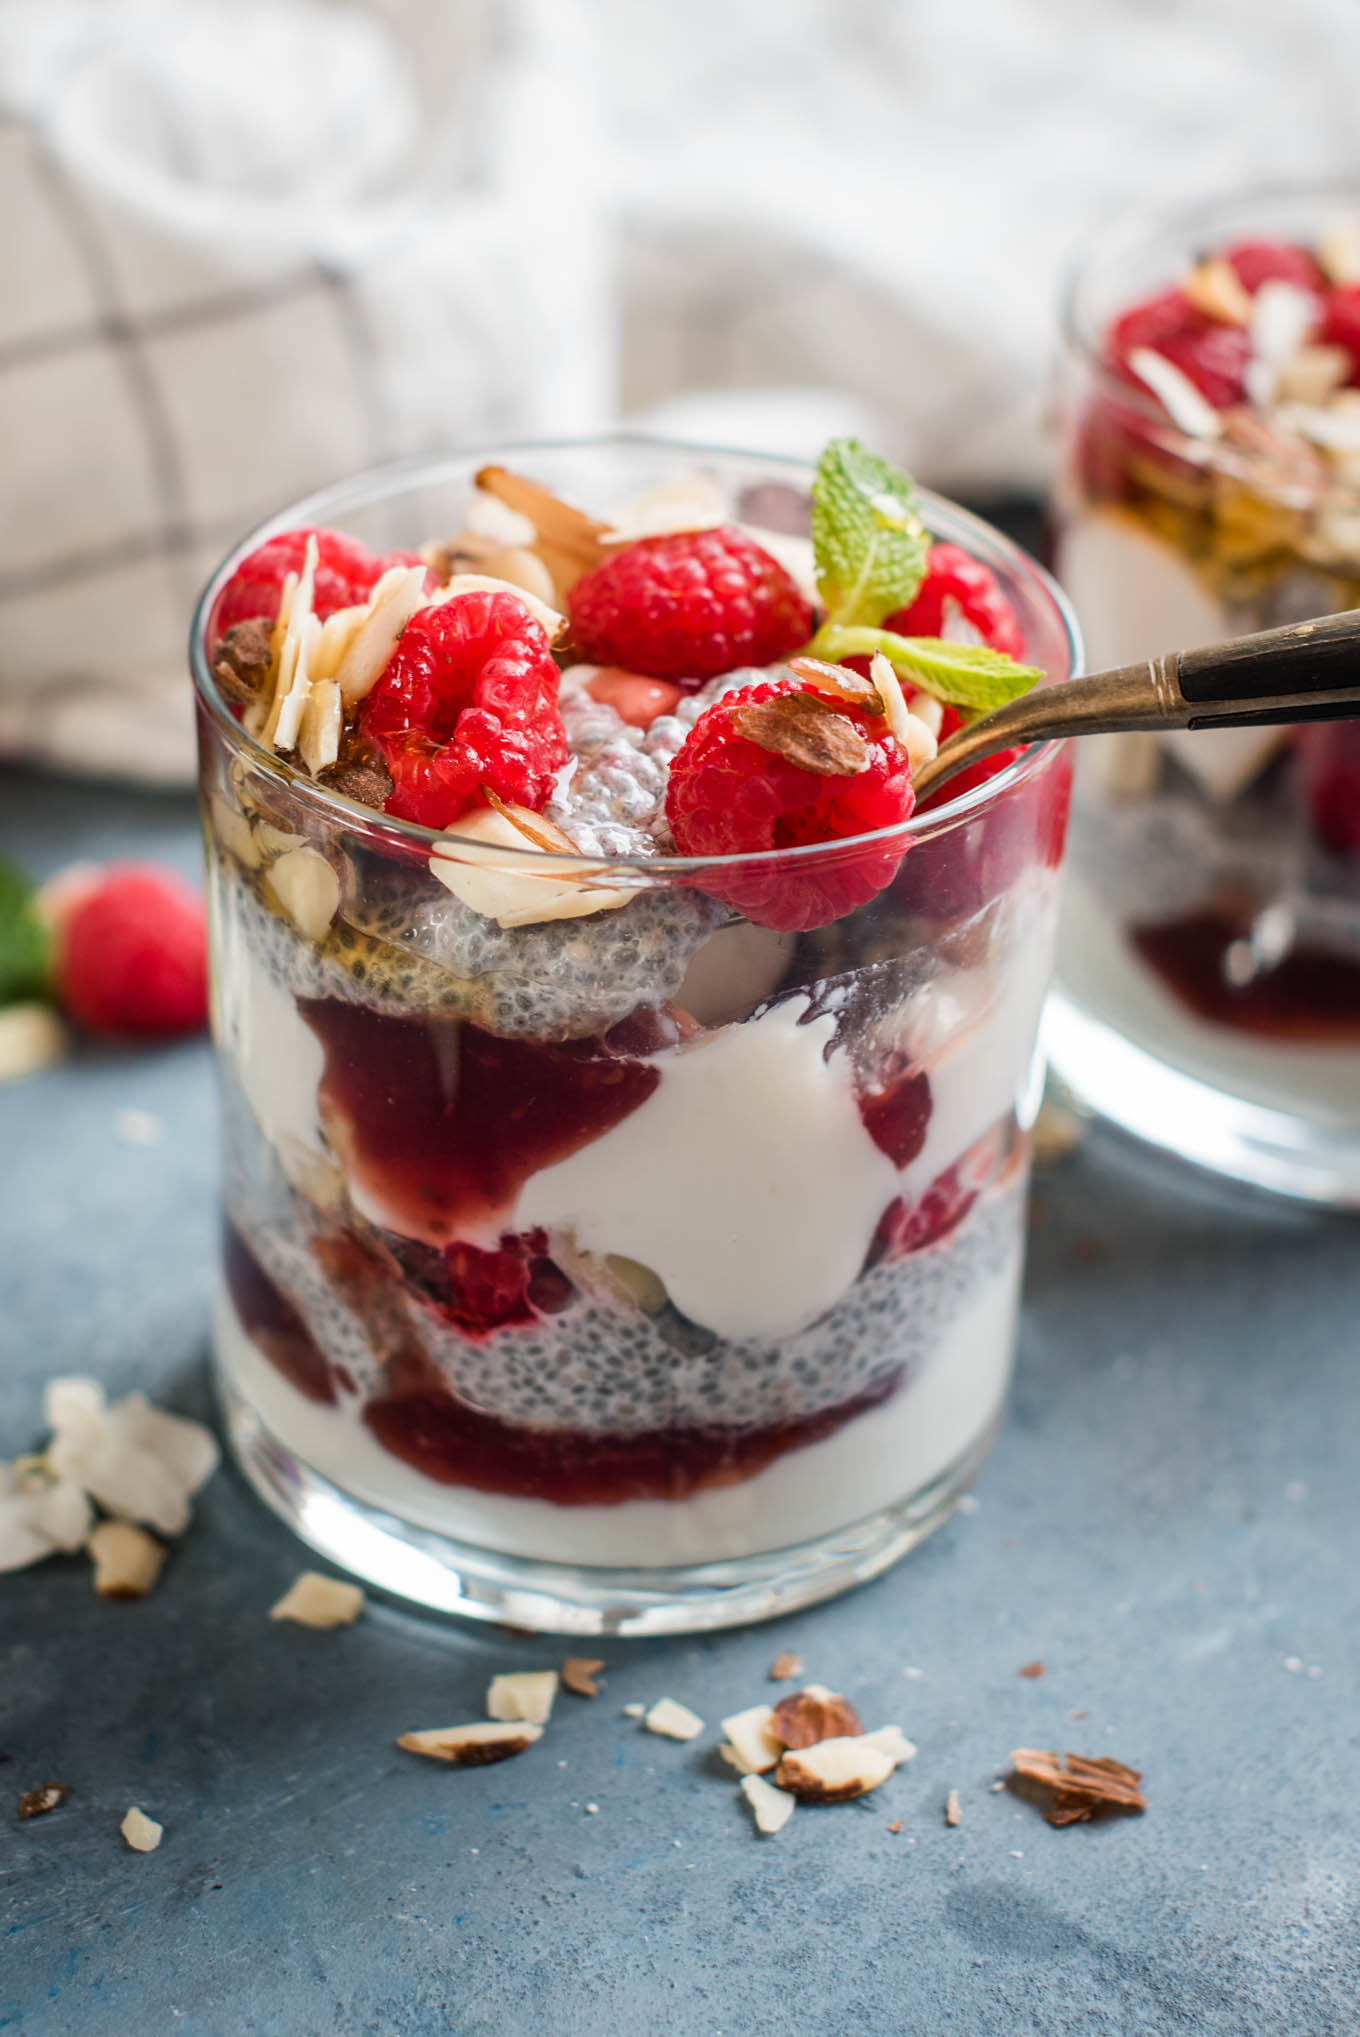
[334,566,433,703]
[88,1520,165,1600]
[486,1671,559,1727]
[602,475,728,545]
[397,1722,543,1765]
[270,1571,366,1628]
[121,1806,163,1852]
[429,573,565,643]
[1275,399,1360,453]
[869,652,918,752]
[719,1704,785,1775]
[1127,348,1224,439]
[43,1378,217,1538]
[266,847,341,944]
[775,1734,897,1802]
[643,1697,705,1742]
[1245,283,1323,408]
[741,1772,796,1835]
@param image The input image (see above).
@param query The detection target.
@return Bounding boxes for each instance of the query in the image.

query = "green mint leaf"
[811,627,1044,713]
[0,858,52,1007]
[809,438,930,631]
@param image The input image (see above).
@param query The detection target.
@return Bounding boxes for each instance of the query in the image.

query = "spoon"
[909,608,1360,802]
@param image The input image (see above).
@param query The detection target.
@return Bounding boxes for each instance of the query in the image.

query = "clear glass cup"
[192,439,1078,1634]
[1049,185,1360,1204]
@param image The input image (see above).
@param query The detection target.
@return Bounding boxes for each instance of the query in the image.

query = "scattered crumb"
[18,1783,67,1820]
[1017,1661,1046,1680]
[121,1806,163,1852]
[1284,1657,1303,1673]
[1308,1665,1323,1680]
[1071,1710,1089,1720]
[955,1494,980,1516]
[769,1652,803,1682]
[989,1781,1006,1793]
[622,1703,645,1718]
[902,1666,925,1680]
[115,1109,164,1146]
[487,1671,558,1726]
[562,1657,605,1698]
[269,1572,365,1629]
[1008,1748,1146,1826]
[584,1803,599,1815]
[740,1772,795,1835]
[945,1790,962,1828]
[88,1520,165,1600]
[887,1819,904,1835]
[1009,1849,1024,1859]
[644,1698,704,1742]
[397,1723,542,1766]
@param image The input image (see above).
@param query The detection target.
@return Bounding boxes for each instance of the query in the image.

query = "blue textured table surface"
[2,764,1358,2037]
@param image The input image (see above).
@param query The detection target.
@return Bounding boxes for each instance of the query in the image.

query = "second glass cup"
[194,440,1077,1632]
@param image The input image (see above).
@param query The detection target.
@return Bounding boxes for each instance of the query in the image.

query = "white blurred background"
[3,0,1360,776]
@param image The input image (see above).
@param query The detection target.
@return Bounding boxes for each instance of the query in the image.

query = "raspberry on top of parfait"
[208,439,1043,932]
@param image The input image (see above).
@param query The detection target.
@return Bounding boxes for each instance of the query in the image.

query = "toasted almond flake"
[88,1520,165,1600]
[298,677,341,777]
[720,1704,785,1775]
[1009,1747,1146,1824]
[265,847,340,944]
[562,1658,605,1698]
[1276,400,1360,453]
[1183,256,1252,326]
[18,1783,67,1818]
[312,603,367,682]
[862,1725,917,1768]
[907,689,945,738]
[429,572,566,644]
[733,692,868,776]
[775,1734,896,1803]
[0,1004,67,1084]
[771,1688,864,1749]
[741,1772,795,1836]
[1318,219,1360,285]
[869,651,917,751]
[769,1652,804,1682]
[787,657,882,711]
[945,1789,962,1827]
[601,475,728,546]
[887,1818,905,1834]
[429,806,634,928]
[263,537,320,750]
[464,489,539,548]
[334,566,433,703]
[398,1722,542,1765]
[209,792,261,869]
[643,1697,704,1741]
[1127,347,1224,439]
[121,1805,163,1852]
[1275,344,1351,407]
[487,1671,559,1726]
[475,465,609,597]
[269,1570,365,1628]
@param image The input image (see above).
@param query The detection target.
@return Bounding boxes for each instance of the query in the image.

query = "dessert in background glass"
[192,437,1078,1633]
[1050,187,1360,1204]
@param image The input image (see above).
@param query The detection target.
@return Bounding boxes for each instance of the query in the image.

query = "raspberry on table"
[568,526,814,683]
[1106,287,1251,409]
[209,527,424,644]
[882,542,1026,660]
[360,589,568,829]
[665,676,915,931]
[49,863,208,1038]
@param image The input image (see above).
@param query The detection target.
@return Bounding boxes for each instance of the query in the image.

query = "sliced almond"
[335,565,432,703]
[1318,219,1360,286]
[862,1724,917,1768]
[265,847,341,944]
[430,573,566,643]
[1127,348,1223,439]
[88,1520,165,1600]
[771,1688,864,1749]
[775,1734,897,1803]
[869,652,917,753]
[643,1697,704,1742]
[733,692,868,776]
[18,1783,67,1819]
[464,489,539,548]
[741,1772,795,1836]
[906,689,944,738]
[121,1805,163,1852]
[1183,256,1252,326]
[263,537,320,752]
[397,1722,542,1765]
[1275,344,1351,407]
[298,677,341,777]
[269,1571,366,1628]
[312,602,368,682]
[1009,1747,1145,1824]
[475,465,609,597]
[787,656,883,712]
[429,806,633,928]
[209,792,261,870]
[562,1658,605,1698]
[600,475,727,545]
[0,1003,67,1084]
[719,1704,785,1775]
[486,1671,559,1727]
[945,1789,962,1827]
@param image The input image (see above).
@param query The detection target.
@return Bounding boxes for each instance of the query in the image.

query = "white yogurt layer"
[517,997,899,1342]
[215,908,325,1162]
[215,1243,1019,1567]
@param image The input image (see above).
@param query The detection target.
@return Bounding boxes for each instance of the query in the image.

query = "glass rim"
[1058,175,1360,448]
[189,434,1081,879]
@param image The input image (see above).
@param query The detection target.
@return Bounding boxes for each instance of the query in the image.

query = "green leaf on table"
[810,627,1044,713]
[0,858,52,1007]
[809,438,930,632]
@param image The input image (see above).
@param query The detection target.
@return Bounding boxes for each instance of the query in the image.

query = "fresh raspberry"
[568,527,814,683]
[360,590,568,830]
[882,543,1026,660]
[665,677,914,931]
[49,863,207,1038]
[1223,238,1325,297]
[1320,283,1360,382]
[210,527,425,645]
[1106,287,1250,409]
